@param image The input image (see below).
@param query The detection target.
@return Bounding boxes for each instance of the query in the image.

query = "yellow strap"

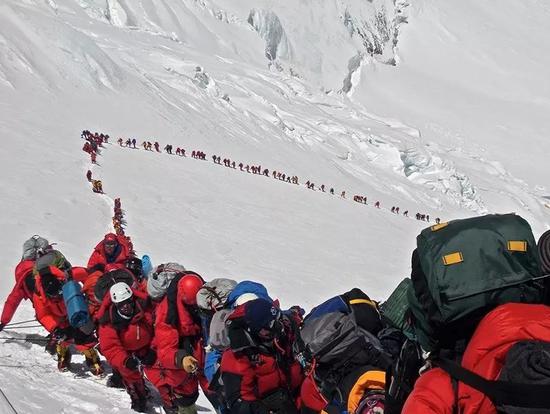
[349,298,376,307]
[507,240,527,252]
[431,222,448,231]
[443,252,463,265]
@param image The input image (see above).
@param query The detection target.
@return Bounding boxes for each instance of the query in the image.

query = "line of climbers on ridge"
[82,130,107,193]
[105,131,439,224]
[1,214,550,414]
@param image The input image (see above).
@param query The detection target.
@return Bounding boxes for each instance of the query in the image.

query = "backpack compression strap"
[436,357,550,409]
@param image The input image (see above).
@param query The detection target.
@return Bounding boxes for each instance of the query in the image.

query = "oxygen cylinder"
[62,280,90,328]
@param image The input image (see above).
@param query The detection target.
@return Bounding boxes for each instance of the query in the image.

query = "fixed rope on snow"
[0,387,19,414]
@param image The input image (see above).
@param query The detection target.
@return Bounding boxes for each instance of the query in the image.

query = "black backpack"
[296,289,391,403]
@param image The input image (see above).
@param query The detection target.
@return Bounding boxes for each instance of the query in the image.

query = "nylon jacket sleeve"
[154,300,182,369]
[204,348,223,383]
[1,285,26,325]
[33,296,59,332]
[402,368,454,414]
[221,350,259,408]
[70,267,90,283]
[87,250,105,270]
[98,324,130,370]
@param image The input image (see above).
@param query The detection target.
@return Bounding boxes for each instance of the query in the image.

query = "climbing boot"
[82,348,104,376]
[56,343,72,372]
[177,404,198,414]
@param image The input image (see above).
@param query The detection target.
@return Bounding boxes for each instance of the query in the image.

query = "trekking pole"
[0,336,50,343]
[5,319,37,327]
[3,325,43,330]
[0,386,18,414]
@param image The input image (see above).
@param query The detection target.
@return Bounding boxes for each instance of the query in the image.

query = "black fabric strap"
[437,357,550,408]
[165,271,204,327]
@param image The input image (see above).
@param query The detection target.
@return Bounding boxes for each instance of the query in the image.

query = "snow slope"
[1,0,549,412]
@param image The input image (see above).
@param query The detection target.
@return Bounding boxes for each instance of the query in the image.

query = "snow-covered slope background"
[1,0,549,412]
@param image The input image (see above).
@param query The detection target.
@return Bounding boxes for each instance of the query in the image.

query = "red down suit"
[403,303,550,414]
[220,305,303,413]
[87,233,131,270]
[148,275,207,407]
[1,260,36,325]
[98,289,154,384]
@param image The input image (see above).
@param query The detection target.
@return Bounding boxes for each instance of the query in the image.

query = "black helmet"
[41,273,63,298]
[125,257,143,279]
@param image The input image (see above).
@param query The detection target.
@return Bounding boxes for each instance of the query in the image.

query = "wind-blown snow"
[1,0,549,412]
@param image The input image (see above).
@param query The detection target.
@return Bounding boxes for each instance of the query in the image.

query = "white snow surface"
[0,0,549,412]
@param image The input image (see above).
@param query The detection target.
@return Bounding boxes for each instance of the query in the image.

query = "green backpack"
[380,278,415,339]
[408,213,546,352]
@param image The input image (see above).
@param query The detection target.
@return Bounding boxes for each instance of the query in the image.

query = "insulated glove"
[140,349,157,366]
[124,355,140,371]
[182,356,199,373]
[52,327,69,341]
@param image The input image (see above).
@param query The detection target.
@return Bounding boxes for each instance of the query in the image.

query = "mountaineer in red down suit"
[148,272,210,414]
[403,303,550,414]
[0,236,56,330]
[33,264,103,375]
[0,259,36,331]
[221,298,304,414]
[88,233,132,273]
[98,282,156,412]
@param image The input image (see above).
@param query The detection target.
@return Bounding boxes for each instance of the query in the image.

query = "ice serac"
[339,0,409,94]
[342,0,408,65]
[400,147,486,213]
[247,8,292,64]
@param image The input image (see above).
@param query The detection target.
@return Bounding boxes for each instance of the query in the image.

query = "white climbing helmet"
[234,293,259,306]
[110,282,133,303]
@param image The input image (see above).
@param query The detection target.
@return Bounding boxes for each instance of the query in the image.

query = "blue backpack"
[226,280,272,308]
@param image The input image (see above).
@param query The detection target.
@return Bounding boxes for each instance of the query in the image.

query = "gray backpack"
[34,250,71,272]
[197,278,237,312]
[147,263,186,299]
[22,235,50,261]
[299,311,383,366]
[208,308,232,350]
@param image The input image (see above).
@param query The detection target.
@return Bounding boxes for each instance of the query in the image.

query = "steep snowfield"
[1,0,549,412]
[358,0,550,190]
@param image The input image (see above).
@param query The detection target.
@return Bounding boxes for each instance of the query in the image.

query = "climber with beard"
[221,298,303,414]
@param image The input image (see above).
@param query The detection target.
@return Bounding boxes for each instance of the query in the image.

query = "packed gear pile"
[2,222,549,414]
[2,132,550,414]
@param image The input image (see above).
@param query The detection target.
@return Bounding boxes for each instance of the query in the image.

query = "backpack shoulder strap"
[436,357,550,409]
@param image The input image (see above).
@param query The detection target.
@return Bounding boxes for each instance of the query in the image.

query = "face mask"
[257,318,284,341]
[116,300,135,319]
